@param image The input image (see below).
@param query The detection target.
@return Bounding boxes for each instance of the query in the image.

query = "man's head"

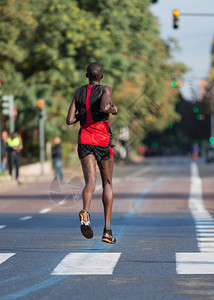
[11,132,18,139]
[86,62,103,81]
[2,131,8,141]
[54,136,61,144]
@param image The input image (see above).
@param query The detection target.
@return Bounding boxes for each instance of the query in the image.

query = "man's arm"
[100,86,118,115]
[66,88,80,125]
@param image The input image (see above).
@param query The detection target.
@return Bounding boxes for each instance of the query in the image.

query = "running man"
[66,62,118,244]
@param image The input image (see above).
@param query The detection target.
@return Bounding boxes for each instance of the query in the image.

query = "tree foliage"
[0,0,187,153]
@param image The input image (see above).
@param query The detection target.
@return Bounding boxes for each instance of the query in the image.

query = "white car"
[206,145,214,163]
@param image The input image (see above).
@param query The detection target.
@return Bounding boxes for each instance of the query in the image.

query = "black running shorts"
[78,144,113,161]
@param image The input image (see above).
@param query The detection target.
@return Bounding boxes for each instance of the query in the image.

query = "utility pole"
[0,77,2,172]
[37,100,45,176]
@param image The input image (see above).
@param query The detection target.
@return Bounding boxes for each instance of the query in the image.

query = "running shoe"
[79,210,93,239]
[101,228,116,244]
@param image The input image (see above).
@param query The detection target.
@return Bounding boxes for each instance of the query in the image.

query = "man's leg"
[8,154,13,176]
[79,154,96,239]
[97,157,114,230]
[14,153,20,180]
[81,154,96,211]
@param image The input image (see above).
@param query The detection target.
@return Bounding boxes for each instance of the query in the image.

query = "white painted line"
[51,252,121,275]
[198,237,214,242]
[176,163,214,274]
[197,229,214,233]
[0,225,6,230]
[198,242,214,248]
[196,226,214,229]
[39,208,51,214]
[197,233,214,236]
[199,248,214,253]
[0,253,16,265]
[195,221,214,226]
[58,200,67,206]
[19,216,33,221]
[176,253,214,274]
[194,219,213,222]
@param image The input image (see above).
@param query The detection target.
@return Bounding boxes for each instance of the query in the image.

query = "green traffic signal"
[193,107,199,113]
[171,81,177,87]
[209,137,214,144]
[196,114,205,121]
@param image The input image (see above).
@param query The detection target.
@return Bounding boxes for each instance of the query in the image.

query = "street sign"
[1,95,15,133]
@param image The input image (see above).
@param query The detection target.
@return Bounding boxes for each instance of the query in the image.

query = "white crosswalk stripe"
[0,253,16,265]
[176,162,214,274]
[51,253,121,275]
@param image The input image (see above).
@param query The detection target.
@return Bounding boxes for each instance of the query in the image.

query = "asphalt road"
[0,156,214,300]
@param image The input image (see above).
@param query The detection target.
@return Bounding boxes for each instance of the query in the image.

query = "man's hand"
[111,104,119,115]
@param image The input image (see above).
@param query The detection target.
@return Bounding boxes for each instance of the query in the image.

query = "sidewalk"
[0,161,83,192]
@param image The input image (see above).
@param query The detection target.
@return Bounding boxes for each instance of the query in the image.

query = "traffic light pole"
[37,100,45,176]
[180,13,214,17]
[210,83,214,140]
[39,115,45,176]
[0,78,2,173]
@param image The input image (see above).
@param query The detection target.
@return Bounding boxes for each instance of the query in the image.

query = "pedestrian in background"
[7,132,23,182]
[52,136,64,181]
[1,131,8,173]
[192,143,200,160]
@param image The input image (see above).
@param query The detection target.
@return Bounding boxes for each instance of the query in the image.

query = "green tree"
[0,0,187,159]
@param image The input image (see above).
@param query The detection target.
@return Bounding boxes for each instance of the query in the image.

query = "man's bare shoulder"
[74,87,81,96]
[100,85,112,93]
[73,87,83,101]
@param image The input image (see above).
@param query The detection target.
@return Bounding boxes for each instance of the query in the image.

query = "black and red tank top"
[76,85,112,147]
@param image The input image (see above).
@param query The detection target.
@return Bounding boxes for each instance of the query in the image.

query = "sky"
[150,0,214,101]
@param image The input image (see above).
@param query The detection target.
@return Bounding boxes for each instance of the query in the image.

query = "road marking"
[176,162,214,274]
[176,253,214,274]
[197,233,214,236]
[197,229,214,233]
[0,253,15,265]
[19,216,33,221]
[51,252,121,275]
[58,200,67,206]
[39,208,51,214]
[198,237,214,242]
[195,221,214,224]
[196,226,214,229]
[0,225,6,229]
[198,242,214,248]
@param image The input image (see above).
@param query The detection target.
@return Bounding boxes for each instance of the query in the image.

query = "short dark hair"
[86,62,103,80]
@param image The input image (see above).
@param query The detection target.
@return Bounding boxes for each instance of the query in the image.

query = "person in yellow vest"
[7,132,23,182]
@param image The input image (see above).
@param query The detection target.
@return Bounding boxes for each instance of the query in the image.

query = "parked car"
[205,145,214,163]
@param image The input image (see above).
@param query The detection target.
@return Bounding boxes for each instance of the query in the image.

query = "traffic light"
[37,99,45,118]
[209,137,214,144]
[173,9,180,29]
[193,106,199,114]
[196,114,205,121]
[171,81,182,87]
[1,95,14,116]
